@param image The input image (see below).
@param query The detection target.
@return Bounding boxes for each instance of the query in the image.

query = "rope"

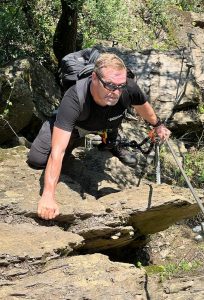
[0,116,19,140]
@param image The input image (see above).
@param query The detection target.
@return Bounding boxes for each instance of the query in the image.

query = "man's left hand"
[154,124,171,141]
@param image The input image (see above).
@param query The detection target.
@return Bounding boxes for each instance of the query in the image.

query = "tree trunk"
[53,0,79,64]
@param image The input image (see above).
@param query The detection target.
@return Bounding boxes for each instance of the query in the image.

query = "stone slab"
[0,222,83,262]
[0,254,146,300]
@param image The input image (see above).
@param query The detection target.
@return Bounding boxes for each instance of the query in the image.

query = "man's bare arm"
[133,102,158,125]
[133,102,171,140]
[38,126,71,220]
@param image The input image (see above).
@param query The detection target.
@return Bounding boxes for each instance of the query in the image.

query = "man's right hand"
[37,127,71,220]
[37,195,60,220]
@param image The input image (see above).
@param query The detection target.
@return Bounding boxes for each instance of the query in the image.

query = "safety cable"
[166,139,204,216]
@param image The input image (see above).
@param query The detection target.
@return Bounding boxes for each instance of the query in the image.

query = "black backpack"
[59,46,135,92]
[59,47,101,91]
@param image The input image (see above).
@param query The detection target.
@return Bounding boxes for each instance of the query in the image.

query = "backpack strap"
[78,63,95,79]
[88,48,100,63]
[76,77,91,121]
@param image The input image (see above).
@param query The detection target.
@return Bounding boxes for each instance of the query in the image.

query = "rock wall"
[0,58,61,144]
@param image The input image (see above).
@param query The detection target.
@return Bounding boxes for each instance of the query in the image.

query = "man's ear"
[92,71,97,81]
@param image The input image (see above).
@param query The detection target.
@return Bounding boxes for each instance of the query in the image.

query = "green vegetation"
[198,105,204,114]
[78,0,204,50]
[159,145,204,189]
[0,0,60,68]
[177,0,204,12]
[1,0,204,68]
[145,259,203,281]
[180,150,204,188]
[78,0,155,49]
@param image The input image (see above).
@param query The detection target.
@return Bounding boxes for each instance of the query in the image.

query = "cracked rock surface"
[0,146,204,299]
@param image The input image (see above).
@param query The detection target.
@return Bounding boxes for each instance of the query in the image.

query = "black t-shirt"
[55,77,147,132]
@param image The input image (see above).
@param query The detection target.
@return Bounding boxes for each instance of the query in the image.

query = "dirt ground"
[143,221,203,284]
[149,220,203,262]
[142,221,204,299]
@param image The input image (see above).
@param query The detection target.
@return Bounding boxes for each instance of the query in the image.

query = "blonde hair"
[94,53,126,76]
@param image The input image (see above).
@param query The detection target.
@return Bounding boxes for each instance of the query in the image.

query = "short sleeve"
[54,86,81,132]
[124,78,148,106]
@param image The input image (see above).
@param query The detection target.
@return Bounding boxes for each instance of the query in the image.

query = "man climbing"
[27,53,171,220]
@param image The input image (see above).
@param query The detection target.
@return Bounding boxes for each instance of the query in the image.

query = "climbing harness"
[101,130,108,144]
[85,129,111,150]
[102,129,156,155]
[84,124,163,186]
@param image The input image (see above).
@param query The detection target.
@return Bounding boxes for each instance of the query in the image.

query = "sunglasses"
[96,72,127,92]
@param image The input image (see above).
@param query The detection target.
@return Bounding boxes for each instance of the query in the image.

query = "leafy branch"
[0,78,16,118]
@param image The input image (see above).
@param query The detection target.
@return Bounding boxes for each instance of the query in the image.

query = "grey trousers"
[27,119,83,169]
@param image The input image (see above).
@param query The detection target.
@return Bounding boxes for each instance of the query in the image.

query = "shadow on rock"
[59,147,140,199]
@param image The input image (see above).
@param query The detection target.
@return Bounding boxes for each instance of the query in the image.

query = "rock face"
[1,222,83,263]
[0,58,60,144]
[111,10,204,138]
[118,48,203,135]
[0,146,204,299]
[169,10,204,94]
[147,272,204,300]
[1,254,146,300]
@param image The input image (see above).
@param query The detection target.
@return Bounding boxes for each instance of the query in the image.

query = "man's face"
[91,67,127,106]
